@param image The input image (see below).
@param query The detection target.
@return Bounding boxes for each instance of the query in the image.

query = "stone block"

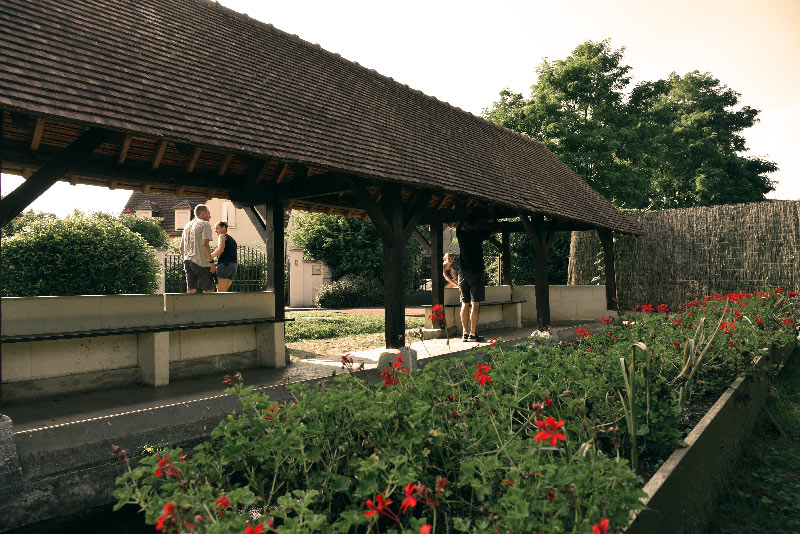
[138,331,170,386]
[256,322,286,368]
[376,346,418,372]
[0,416,23,503]
[502,302,522,329]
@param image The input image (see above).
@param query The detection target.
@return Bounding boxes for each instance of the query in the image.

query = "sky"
[2,0,798,218]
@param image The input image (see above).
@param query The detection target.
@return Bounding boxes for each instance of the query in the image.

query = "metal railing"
[165,245,269,293]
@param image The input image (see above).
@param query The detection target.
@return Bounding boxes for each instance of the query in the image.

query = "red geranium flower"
[473,364,492,385]
[574,328,591,338]
[657,304,668,313]
[215,495,231,516]
[154,456,180,478]
[365,492,399,521]
[489,337,498,348]
[428,304,444,323]
[673,341,680,349]
[401,483,418,513]
[436,477,449,496]
[640,304,654,313]
[593,518,610,534]
[245,525,265,534]
[534,416,567,446]
[420,526,432,534]
[155,502,176,531]
[544,396,553,407]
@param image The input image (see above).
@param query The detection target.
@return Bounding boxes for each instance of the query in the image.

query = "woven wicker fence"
[568,200,800,311]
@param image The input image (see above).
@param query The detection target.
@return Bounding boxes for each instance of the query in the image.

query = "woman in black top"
[211,221,238,292]
[443,253,459,288]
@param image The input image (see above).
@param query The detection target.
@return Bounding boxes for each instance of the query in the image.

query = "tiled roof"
[123,192,206,236]
[0,0,639,234]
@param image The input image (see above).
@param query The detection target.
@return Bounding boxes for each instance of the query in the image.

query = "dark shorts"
[458,269,485,303]
[216,262,237,279]
[184,260,215,292]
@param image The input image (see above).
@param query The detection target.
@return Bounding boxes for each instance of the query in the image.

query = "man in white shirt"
[180,204,217,293]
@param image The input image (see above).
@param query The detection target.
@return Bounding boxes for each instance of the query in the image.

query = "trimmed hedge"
[1,213,160,296]
[314,274,383,308]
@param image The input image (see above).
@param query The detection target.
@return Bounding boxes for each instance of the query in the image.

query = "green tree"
[1,209,59,238]
[484,39,776,208]
[2,212,160,296]
[289,212,420,288]
[628,71,776,207]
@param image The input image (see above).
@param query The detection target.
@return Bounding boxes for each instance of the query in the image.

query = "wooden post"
[382,183,405,348]
[598,230,617,311]
[520,214,554,329]
[430,217,445,329]
[1,128,107,227]
[501,229,511,286]
[266,201,285,321]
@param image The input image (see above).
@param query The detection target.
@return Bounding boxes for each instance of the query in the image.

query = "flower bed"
[114,290,798,533]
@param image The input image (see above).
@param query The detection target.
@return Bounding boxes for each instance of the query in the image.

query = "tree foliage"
[1,212,160,296]
[289,212,420,288]
[484,39,776,209]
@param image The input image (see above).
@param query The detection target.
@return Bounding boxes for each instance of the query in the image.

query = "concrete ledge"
[0,367,142,403]
[626,342,797,534]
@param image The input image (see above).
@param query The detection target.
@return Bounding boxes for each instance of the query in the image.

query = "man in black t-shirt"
[455,214,496,342]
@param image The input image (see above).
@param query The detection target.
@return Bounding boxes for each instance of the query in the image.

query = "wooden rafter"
[218,153,233,176]
[275,163,290,183]
[152,140,168,169]
[118,135,132,164]
[187,147,201,172]
[143,184,151,194]
[30,118,45,150]
[176,187,185,197]
[110,180,118,190]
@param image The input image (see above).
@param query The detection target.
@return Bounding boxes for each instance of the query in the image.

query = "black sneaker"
[462,332,470,341]
[468,334,485,342]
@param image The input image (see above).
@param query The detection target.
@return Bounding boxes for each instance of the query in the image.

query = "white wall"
[288,249,332,308]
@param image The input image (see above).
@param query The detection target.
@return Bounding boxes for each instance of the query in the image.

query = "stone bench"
[422,286,523,337]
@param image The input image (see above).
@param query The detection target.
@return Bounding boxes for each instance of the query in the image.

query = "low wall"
[0,292,284,402]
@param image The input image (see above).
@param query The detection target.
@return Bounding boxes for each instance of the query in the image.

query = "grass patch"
[707,352,800,534]
[285,311,424,343]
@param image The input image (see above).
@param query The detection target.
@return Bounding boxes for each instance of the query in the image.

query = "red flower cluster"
[380,354,410,386]
[601,314,614,325]
[657,304,669,313]
[215,495,231,516]
[154,455,181,478]
[574,328,591,338]
[473,364,492,385]
[489,337,499,348]
[245,525,265,534]
[427,304,444,323]
[640,304,654,313]
[365,492,400,522]
[534,416,567,446]
[401,483,418,513]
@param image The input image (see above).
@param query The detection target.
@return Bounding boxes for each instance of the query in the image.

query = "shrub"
[0,209,59,239]
[1,213,160,296]
[314,274,383,308]
[117,213,169,249]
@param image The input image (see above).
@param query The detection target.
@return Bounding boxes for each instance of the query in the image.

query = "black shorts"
[184,260,215,292]
[458,269,485,303]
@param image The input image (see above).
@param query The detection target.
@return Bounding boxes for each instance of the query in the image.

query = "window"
[222,201,237,228]
[174,208,190,230]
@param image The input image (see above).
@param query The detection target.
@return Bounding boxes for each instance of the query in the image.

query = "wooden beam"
[346,176,395,245]
[242,159,268,189]
[187,147,201,172]
[30,118,45,150]
[109,180,118,190]
[382,187,406,349]
[118,135,132,164]
[1,128,107,227]
[598,230,618,311]
[275,163,290,183]
[402,191,433,240]
[152,140,167,169]
[274,172,350,202]
[218,153,233,176]
[176,187,185,197]
[412,228,431,254]
[487,236,502,251]
[265,199,286,321]
[519,213,554,329]
[143,184,151,194]
[430,218,445,330]
[501,229,512,286]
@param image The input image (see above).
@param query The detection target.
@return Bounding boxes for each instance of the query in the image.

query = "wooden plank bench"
[422,296,524,334]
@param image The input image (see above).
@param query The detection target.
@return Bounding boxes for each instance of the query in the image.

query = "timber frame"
[0,0,640,350]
